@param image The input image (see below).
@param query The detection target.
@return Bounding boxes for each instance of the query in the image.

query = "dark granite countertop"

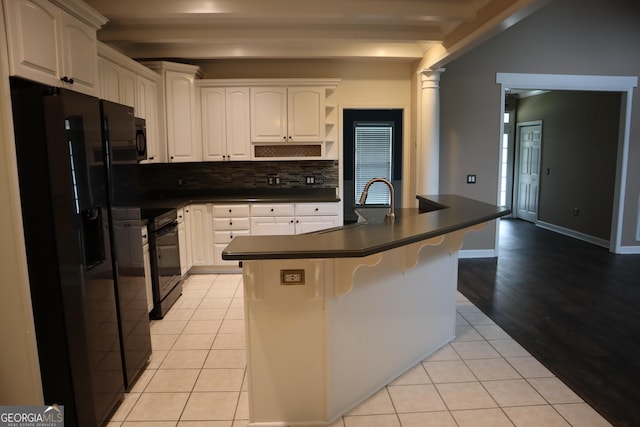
[222,195,510,260]
[140,188,339,213]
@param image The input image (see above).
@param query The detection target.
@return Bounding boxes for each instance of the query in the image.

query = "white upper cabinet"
[287,87,325,142]
[58,11,99,95]
[250,87,287,142]
[97,42,162,162]
[97,57,120,102]
[97,56,136,107]
[200,86,251,161]
[3,0,105,96]
[225,88,252,160]
[250,86,325,143]
[142,61,202,163]
[200,87,226,160]
[165,70,200,162]
[119,69,137,108]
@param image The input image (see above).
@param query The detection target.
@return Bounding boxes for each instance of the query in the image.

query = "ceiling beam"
[120,41,425,60]
[85,0,477,22]
[98,24,446,44]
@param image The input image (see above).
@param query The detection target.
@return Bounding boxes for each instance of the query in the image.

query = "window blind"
[355,126,392,205]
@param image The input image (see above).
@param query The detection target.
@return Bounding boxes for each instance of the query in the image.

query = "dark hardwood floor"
[458,218,640,427]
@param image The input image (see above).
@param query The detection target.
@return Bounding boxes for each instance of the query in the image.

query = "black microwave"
[135,117,147,161]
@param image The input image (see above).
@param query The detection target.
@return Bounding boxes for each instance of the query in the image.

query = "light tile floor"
[108,273,612,427]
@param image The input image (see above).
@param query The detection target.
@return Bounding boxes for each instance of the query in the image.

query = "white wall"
[0,2,44,404]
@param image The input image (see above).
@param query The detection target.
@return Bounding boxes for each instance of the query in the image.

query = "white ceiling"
[83,0,550,69]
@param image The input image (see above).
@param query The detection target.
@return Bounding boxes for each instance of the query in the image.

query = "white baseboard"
[615,246,640,255]
[459,249,497,259]
[536,221,609,248]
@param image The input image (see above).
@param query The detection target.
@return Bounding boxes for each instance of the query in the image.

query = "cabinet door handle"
[315,208,319,211]
[270,208,274,212]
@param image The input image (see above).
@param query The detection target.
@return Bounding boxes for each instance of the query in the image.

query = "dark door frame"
[342,108,403,223]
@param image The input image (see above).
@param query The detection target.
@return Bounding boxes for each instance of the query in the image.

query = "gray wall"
[517,91,621,240]
[439,0,640,250]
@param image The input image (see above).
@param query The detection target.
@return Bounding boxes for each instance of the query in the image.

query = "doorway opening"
[496,73,638,253]
[343,109,403,223]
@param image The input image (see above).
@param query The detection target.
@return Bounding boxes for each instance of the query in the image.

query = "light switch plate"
[281,269,305,285]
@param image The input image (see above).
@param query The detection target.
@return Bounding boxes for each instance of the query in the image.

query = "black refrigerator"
[10,78,151,426]
[100,99,152,390]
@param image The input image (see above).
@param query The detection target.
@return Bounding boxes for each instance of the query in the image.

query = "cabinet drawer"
[212,204,250,217]
[251,203,294,217]
[214,229,250,243]
[295,202,339,216]
[213,217,250,230]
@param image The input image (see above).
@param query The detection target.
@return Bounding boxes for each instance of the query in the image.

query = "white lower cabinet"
[250,216,295,235]
[294,202,340,233]
[251,202,339,235]
[251,204,295,235]
[177,208,189,276]
[212,205,251,266]
[189,204,214,267]
[183,206,193,271]
[295,216,339,234]
[182,202,339,270]
[142,225,153,313]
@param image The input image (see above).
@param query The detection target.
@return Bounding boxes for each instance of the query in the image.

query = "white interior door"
[516,122,542,223]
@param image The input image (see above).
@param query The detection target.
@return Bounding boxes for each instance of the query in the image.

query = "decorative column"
[418,68,444,195]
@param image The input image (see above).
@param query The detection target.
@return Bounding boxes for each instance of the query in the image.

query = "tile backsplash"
[140,160,338,197]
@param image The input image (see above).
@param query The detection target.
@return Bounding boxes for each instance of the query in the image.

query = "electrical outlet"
[281,269,305,285]
[267,176,274,185]
[306,176,315,184]
[466,174,477,184]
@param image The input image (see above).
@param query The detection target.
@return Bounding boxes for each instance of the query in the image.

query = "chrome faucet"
[358,177,395,223]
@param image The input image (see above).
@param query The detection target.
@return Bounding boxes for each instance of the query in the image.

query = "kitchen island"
[223,195,509,426]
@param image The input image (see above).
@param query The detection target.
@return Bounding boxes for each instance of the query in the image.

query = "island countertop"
[222,194,510,260]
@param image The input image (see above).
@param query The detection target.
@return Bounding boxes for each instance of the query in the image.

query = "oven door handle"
[155,222,178,237]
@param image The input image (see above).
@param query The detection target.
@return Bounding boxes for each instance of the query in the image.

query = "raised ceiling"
[83,0,550,69]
